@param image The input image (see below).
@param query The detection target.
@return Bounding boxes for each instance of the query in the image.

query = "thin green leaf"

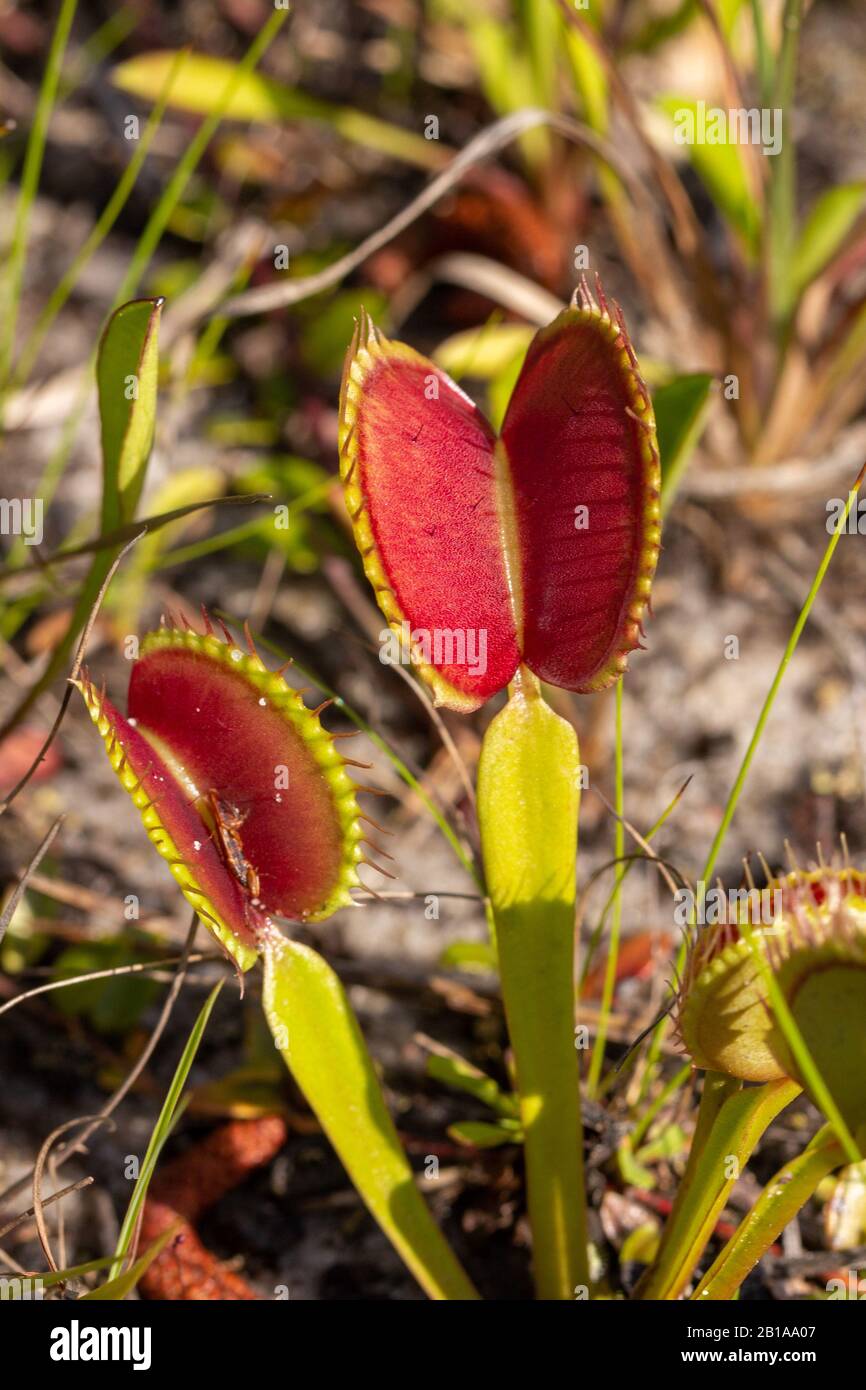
[0,0,78,398]
[111,50,443,171]
[439,940,497,973]
[0,9,289,739]
[792,182,866,298]
[36,1253,120,1289]
[655,372,714,518]
[448,1120,523,1149]
[433,323,534,381]
[579,775,693,996]
[699,469,864,888]
[10,50,184,390]
[563,18,609,132]
[751,0,774,106]
[426,1052,518,1118]
[83,1221,182,1300]
[461,15,542,168]
[488,346,529,432]
[659,96,761,255]
[644,465,866,1080]
[766,0,804,326]
[98,298,163,531]
[0,302,163,737]
[587,680,624,1096]
[112,10,289,310]
[636,1121,688,1164]
[108,980,223,1282]
[630,1062,693,1151]
[262,931,478,1301]
[0,299,162,737]
[521,0,558,112]
[717,0,749,39]
[112,466,225,629]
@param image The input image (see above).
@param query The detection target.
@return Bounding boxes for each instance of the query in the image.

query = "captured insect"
[201,790,262,903]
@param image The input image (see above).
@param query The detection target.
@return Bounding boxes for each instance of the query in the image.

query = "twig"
[0,1176,93,1245]
[590,785,691,898]
[680,427,866,499]
[0,492,270,579]
[0,815,65,947]
[409,252,564,326]
[0,915,202,1212]
[0,1245,31,1276]
[32,1118,101,1272]
[0,951,217,1020]
[221,108,653,319]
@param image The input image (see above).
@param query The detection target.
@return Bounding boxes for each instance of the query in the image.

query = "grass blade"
[0,0,78,398]
[791,182,866,300]
[0,298,163,739]
[643,463,866,1080]
[9,49,185,390]
[1,10,289,727]
[84,1221,182,1300]
[108,979,223,1282]
[766,0,804,327]
[587,679,624,1096]
[111,49,444,171]
[98,297,163,531]
[656,373,714,518]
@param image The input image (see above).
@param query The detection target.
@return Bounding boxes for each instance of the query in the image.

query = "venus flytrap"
[338,277,661,1298]
[40,284,859,1304]
[49,279,853,1304]
[73,298,477,1302]
[677,866,866,1151]
[76,614,478,1302]
[639,863,866,1299]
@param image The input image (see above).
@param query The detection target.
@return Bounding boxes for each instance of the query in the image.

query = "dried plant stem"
[0,915,200,1213]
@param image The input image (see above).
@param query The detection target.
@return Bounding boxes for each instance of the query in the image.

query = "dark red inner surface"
[96,690,256,947]
[129,647,348,920]
[501,312,646,691]
[356,354,519,705]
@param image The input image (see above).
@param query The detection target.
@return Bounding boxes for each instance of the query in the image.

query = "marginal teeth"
[677,860,866,1125]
